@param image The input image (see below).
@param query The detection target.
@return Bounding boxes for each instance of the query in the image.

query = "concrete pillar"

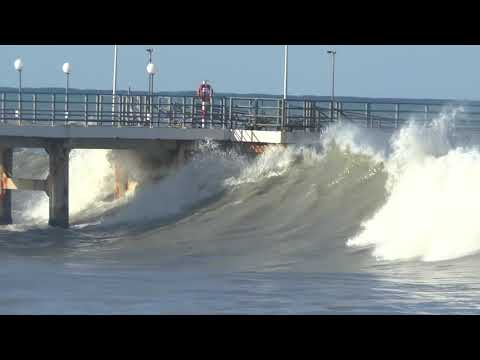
[176,141,187,168]
[46,143,70,228]
[0,147,13,225]
[114,162,128,200]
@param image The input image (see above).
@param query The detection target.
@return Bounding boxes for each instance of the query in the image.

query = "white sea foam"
[347,107,480,262]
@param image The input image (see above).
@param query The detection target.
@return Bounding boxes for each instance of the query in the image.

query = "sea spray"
[104,142,324,225]
[346,107,480,262]
[20,149,116,224]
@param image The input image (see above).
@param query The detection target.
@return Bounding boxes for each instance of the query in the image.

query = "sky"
[0,45,478,100]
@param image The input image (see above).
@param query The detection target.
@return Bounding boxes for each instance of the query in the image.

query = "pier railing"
[1,90,479,131]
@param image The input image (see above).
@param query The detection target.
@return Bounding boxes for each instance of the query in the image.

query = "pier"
[1,89,479,228]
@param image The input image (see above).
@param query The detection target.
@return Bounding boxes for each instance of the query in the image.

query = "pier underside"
[0,124,314,228]
[0,138,201,228]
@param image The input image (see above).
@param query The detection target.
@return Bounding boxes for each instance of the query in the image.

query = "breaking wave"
[6,106,480,264]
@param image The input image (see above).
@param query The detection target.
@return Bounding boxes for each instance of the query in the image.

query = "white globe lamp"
[146,62,157,75]
[14,58,24,72]
[62,62,72,74]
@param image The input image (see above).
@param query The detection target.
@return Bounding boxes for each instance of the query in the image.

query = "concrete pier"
[0,91,329,228]
[0,147,12,225]
[46,143,70,228]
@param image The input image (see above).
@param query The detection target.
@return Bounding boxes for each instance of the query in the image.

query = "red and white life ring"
[197,82,214,102]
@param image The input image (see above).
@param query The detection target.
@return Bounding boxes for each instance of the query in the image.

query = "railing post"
[127,96,130,125]
[172,98,176,127]
[365,103,370,128]
[253,99,258,129]
[248,99,252,128]
[330,101,334,122]
[221,97,225,129]
[124,95,128,125]
[395,104,399,128]
[100,95,104,125]
[303,100,307,131]
[192,97,196,128]
[121,95,126,127]
[281,99,287,130]
[424,104,429,124]
[139,96,144,126]
[229,98,233,129]
[33,94,37,124]
[209,97,214,128]
[168,96,175,126]
[84,95,88,127]
[305,101,310,130]
[1,93,4,123]
[51,94,56,126]
[278,99,282,130]
[377,104,381,128]
[95,95,100,125]
[182,96,186,128]
[117,95,122,127]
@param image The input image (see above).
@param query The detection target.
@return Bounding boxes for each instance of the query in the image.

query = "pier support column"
[175,141,187,168]
[46,143,70,228]
[0,147,13,225]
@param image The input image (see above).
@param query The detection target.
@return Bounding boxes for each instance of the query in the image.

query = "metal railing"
[1,90,479,131]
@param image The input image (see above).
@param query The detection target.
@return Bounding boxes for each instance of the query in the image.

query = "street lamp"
[14,58,24,120]
[146,62,157,94]
[146,55,157,125]
[327,49,336,121]
[62,62,71,121]
[14,58,23,90]
[146,48,155,94]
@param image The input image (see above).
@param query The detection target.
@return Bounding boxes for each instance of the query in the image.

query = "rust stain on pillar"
[0,147,13,225]
[114,162,128,200]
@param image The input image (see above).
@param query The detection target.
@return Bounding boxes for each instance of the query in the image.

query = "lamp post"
[62,62,71,122]
[327,49,336,121]
[14,58,24,121]
[146,57,157,126]
[112,45,118,122]
[146,62,157,94]
[282,45,289,129]
[283,45,288,100]
[146,48,154,94]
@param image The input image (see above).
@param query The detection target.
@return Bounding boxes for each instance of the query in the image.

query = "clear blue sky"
[0,45,478,100]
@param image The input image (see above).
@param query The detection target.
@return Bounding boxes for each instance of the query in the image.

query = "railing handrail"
[2,89,480,132]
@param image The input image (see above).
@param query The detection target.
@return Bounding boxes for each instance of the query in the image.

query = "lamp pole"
[62,62,71,122]
[112,45,118,122]
[283,45,288,100]
[146,48,154,94]
[327,50,336,121]
[14,58,24,121]
[146,55,157,126]
[282,45,289,129]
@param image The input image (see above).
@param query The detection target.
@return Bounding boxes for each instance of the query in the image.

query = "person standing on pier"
[197,80,214,128]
